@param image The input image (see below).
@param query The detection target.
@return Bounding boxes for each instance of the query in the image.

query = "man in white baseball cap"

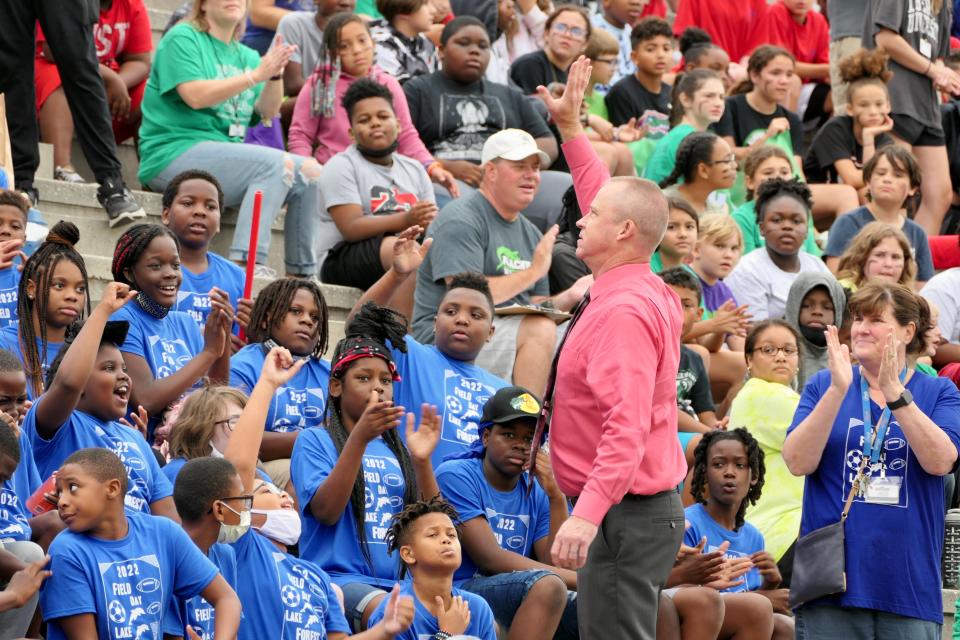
[411,129,592,395]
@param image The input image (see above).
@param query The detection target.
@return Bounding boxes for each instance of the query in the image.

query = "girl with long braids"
[110,223,232,438]
[230,277,331,491]
[0,221,89,399]
[658,131,737,217]
[287,12,457,193]
[291,301,441,633]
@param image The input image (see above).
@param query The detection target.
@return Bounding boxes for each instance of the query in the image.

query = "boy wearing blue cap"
[435,386,578,640]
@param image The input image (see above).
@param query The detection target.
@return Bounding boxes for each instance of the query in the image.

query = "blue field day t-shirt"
[788,367,960,623]
[230,344,330,433]
[23,399,173,513]
[41,511,219,640]
[683,502,765,593]
[393,336,508,468]
[436,457,551,583]
[291,427,406,588]
[163,543,238,640]
[0,435,41,542]
[111,301,205,381]
[230,529,351,640]
[177,252,245,333]
[162,456,272,486]
[0,323,63,399]
[0,267,20,328]
[367,581,497,640]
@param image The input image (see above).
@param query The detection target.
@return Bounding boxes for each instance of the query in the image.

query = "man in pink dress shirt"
[531,57,687,639]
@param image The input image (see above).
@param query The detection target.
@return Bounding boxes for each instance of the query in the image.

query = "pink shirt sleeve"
[571,306,663,525]
[287,75,319,159]
[381,71,434,166]
[562,133,611,220]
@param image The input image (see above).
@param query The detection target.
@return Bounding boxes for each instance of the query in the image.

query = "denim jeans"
[150,141,321,275]
[461,569,578,640]
[795,604,940,640]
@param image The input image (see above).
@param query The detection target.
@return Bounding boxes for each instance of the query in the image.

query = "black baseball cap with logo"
[480,386,542,426]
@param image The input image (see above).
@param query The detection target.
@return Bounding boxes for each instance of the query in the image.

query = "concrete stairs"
[34,175,360,347]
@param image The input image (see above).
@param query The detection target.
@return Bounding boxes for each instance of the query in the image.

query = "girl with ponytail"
[0,221,89,398]
[658,131,736,216]
[290,301,441,632]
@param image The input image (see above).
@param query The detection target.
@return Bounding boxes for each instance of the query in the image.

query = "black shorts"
[319,235,386,290]
[892,112,946,147]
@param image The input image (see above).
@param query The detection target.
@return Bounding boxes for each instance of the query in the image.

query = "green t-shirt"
[584,92,609,120]
[138,23,264,184]
[355,0,384,18]
[644,123,695,186]
[731,200,822,258]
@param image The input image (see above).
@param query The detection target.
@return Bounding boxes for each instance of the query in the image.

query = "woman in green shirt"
[139,0,321,278]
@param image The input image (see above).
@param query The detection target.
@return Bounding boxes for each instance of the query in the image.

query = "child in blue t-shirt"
[160,170,247,335]
[40,447,240,639]
[368,497,497,639]
[436,385,577,640]
[164,456,245,639]
[0,190,29,328]
[230,277,331,489]
[109,224,233,439]
[684,428,793,638]
[291,302,441,632]
[0,221,89,399]
[225,343,416,640]
[351,240,508,467]
[22,282,179,520]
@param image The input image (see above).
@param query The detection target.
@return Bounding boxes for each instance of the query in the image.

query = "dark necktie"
[527,290,591,482]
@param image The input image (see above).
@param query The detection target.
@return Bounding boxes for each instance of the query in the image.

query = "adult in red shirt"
[673,0,768,63]
[35,0,152,183]
[531,57,686,640]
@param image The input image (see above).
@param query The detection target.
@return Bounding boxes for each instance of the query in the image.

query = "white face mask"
[217,503,251,544]
[252,508,302,546]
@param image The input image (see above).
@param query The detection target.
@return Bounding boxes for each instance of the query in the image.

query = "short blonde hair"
[189,0,249,41]
[586,28,619,60]
[697,213,743,250]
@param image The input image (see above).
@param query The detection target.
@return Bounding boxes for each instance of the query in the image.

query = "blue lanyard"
[859,367,907,465]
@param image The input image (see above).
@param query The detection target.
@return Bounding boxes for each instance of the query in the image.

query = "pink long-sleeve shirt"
[549,134,688,526]
[287,66,434,166]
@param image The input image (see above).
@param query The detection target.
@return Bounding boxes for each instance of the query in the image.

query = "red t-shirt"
[641,0,667,18]
[36,0,152,63]
[748,2,829,65]
[673,0,768,62]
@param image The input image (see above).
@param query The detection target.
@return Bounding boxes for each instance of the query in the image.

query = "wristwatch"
[887,388,913,410]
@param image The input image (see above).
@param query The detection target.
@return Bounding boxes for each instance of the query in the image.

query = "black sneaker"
[97,177,146,228]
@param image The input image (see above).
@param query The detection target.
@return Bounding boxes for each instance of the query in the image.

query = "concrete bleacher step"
[34,178,361,346]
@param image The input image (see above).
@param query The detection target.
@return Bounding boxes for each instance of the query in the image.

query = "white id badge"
[864,476,902,504]
[920,39,933,58]
[229,123,247,138]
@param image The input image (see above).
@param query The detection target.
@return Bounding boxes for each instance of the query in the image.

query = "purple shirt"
[699,277,737,316]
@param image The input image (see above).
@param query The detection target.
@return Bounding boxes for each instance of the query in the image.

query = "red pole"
[238,190,263,342]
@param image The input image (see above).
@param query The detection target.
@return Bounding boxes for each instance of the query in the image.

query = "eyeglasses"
[593,57,617,66]
[214,415,241,432]
[217,494,254,511]
[705,155,737,167]
[551,23,587,39]
[753,345,799,357]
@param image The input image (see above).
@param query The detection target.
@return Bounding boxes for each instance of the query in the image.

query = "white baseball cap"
[480,129,551,166]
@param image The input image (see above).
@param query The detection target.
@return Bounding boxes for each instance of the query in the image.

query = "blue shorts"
[339,581,388,633]
[795,604,940,640]
[461,570,578,640]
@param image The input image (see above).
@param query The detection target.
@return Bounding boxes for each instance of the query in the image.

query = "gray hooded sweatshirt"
[785,272,847,387]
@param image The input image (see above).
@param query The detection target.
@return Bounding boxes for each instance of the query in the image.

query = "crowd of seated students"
[5,0,960,638]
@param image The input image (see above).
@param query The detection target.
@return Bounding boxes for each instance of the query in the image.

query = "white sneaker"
[54,166,85,183]
[253,264,278,279]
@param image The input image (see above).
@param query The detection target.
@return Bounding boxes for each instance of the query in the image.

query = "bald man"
[530,57,687,639]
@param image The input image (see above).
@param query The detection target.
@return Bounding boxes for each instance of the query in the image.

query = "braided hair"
[246,277,330,358]
[658,132,722,189]
[385,496,461,578]
[312,13,372,118]
[111,224,181,289]
[17,221,89,397]
[325,302,417,570]
[689,428,765,530]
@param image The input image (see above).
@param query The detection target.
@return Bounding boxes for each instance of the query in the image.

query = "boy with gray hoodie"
[785,272,847,387]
